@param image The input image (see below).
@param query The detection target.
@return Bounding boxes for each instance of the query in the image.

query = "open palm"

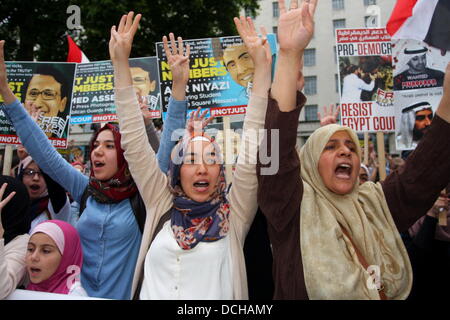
[0,182,15,214]
[186,107,214,136]
[163,33,190,85]
[109,12,141,62]
[234,16,271,67]
[277,0,317,53]
[318,104,340,127]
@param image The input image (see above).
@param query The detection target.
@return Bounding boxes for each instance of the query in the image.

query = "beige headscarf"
[299,124,412,300]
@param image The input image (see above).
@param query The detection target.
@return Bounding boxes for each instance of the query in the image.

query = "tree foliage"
[0,0,259,62]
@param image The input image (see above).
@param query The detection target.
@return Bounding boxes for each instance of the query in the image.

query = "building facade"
[244,0,397,149]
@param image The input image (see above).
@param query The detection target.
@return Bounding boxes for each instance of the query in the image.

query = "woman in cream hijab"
[257,0,450,300]
[298,125,412,299]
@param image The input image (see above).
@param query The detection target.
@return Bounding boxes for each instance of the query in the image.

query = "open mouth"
[193,181,210,192]
[29,267,41,276]
[93,161,105,168]
[29,184,41,191]
[335,163,352,179]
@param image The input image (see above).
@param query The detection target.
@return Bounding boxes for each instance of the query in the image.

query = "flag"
[386,0,450,51]
[66,35,90,63]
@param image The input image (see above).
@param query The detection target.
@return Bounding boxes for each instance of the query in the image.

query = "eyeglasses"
[27,89,59,101]
[23,169,43,178]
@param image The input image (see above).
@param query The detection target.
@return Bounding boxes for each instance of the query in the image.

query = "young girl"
[257,0,450,299]
[109,12,269,299]
[0,177,30,299]
[0,40,186,299]
[26,220,86,296]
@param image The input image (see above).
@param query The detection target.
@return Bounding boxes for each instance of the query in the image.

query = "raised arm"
[227,16,272,239]
[155,33,190,173]
[110,13,189,209]
[112,22,187,175]
[110,12,168,208]
[271,0,316,112]
[0,41,87,201]
[257,0,315,231]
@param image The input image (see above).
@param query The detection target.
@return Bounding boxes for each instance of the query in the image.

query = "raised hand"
[186,107,214,137]
[109,11,141,63]
[234,16,271,68]
[233,16,272,96]
[162,33,190,86]
[271,0,318,111]
[277,0,317,55]
[0,182,15,211]
[318,104,340,127]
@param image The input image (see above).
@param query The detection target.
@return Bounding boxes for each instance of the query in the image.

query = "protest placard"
[392,39,449,150]
[0,62,76,149]
[336,28,395,133]
[70,57,162,124]
[155,34,277,117]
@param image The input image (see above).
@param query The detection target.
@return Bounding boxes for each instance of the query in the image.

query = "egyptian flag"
[66,35,90,63]
[386,0,450,51]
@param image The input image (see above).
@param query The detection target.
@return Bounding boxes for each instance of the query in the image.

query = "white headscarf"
[397,101,432,149]
[394,43,430,76]
[299,124,412,300]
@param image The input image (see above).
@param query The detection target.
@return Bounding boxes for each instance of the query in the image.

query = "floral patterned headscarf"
[167,134,230,250]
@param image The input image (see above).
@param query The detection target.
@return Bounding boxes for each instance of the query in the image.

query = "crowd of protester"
[0,0,449,300]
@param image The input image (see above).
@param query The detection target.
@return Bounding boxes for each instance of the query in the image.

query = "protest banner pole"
[2,145,13,175]
[222,116,233,186]
[364,133,369,165]
[376,132,386,181]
